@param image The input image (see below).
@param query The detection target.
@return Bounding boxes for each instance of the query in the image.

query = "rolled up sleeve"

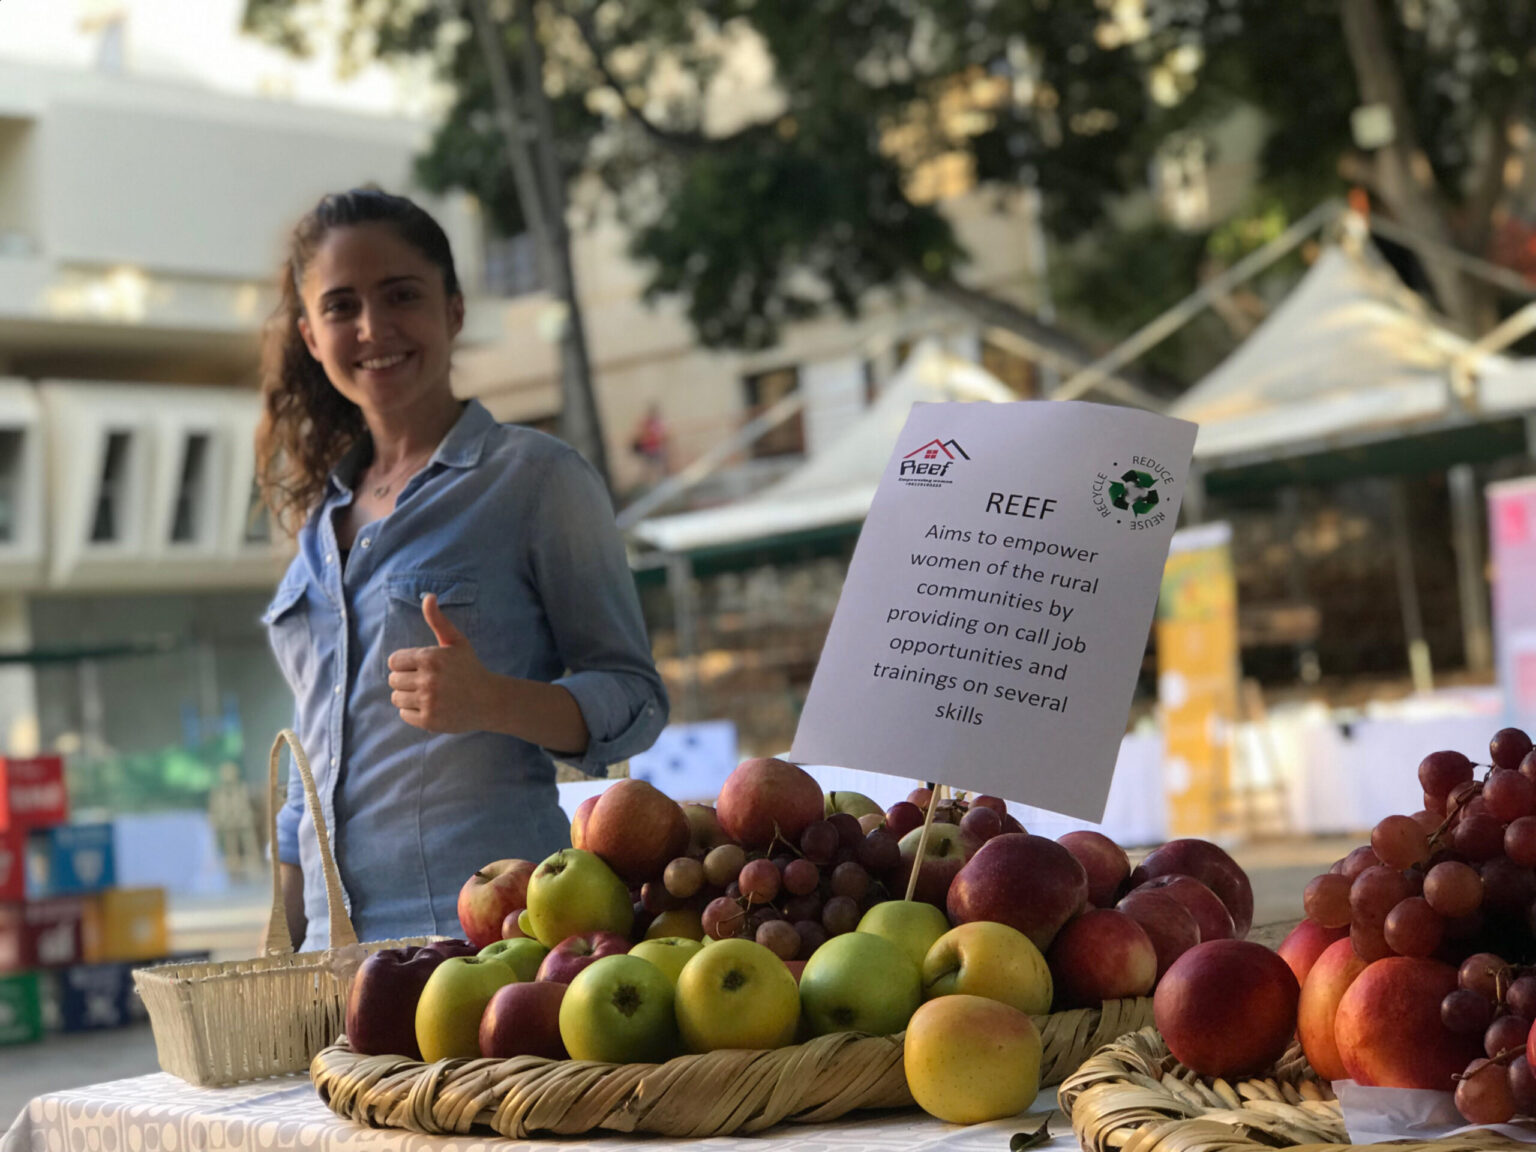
[531,450,670,774]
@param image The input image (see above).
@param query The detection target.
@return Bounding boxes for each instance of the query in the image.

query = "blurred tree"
[245,0,1535,394]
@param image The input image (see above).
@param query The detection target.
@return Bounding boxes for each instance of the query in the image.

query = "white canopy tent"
[1171,231,1529,464]
[631,340,1017,555]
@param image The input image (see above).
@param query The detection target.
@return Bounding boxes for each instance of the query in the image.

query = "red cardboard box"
[0,756,68,832]
[0,898,87,971]
[0,827,22,903]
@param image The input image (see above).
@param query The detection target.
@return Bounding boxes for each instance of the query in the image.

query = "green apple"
[922,921,1052,1015]
[825,790,883,819]
[675,938,801,1052]
[523,848,634,947]
[478,937,549,982]
[415,955,521,1062]
[629,937,705,986]
[559,954,679,1063]
[799,931,921,1037]
[857,900,951,971]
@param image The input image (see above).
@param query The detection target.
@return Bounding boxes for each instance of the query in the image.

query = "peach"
[1277,918,1348,988]
[1296,937,1366,1082]
[1334,956,1482,1090]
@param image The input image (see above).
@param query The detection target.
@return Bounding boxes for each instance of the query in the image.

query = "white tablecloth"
[3,1073,1074,1152]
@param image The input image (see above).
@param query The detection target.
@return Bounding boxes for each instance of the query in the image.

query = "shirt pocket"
[382,573,480,666]
[263,578,317,693]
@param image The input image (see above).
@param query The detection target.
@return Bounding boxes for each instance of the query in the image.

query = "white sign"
[791,400,1197,821]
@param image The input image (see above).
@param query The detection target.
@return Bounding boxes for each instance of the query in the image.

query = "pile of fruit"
[1252,726,1536,1126]
[344,757,1254,1125]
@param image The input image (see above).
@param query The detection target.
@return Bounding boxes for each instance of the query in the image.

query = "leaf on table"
[1010,1119,1050,1150]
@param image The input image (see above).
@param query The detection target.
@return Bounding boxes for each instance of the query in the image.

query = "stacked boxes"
[0,754,189,1039]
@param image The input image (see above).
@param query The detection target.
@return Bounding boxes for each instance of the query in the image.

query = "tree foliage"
[245,0,1536,381]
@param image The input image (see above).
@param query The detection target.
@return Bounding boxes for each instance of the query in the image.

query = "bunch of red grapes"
[1302,726,1536,1123]
[641,791,1009,963]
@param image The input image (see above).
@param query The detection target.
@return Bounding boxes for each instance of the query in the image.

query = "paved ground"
[0,835,1353,1129]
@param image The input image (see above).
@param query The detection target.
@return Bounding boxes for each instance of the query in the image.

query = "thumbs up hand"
[387,593,493,733]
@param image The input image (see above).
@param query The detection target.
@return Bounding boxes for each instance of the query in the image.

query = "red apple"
[1297,937,1367,1082]
[895,823,972,907]
[947,833,1089,952]
[1115,889,1200,981]
[1058,831,1132,907]
[1046,908,1157,1008]
[1335,956,1481,1090]
[536,930,631,984]
[1276,918,1348,989]
[715,758,825,849]
[421,939,479,960]
[885,802,925,840]
[1128,874,1234,943]
[479,979,569,1059]
[500,909,529,939]
[583,778,690,883]
[1128,839,1254,939]
[1000,813,1026,835]
[1154,940,1300,1079]
[458,859,537,949]
[345,945,454,1058]
[570,794,598,849]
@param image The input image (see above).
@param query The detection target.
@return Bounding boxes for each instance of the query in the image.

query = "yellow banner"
[1157,524,1239,838]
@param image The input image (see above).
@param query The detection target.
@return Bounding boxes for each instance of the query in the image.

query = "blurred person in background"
[256,188,668,950]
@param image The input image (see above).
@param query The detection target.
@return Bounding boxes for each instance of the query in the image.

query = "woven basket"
[310,995,1156,1138]
[133,730,433,1087]
[1058,1025,1536,1152]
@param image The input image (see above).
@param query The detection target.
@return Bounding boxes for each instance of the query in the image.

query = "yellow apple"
[922,921,1052,1015]
[857,900,951,971]
[904,994,1042,1124]
[645,907,705,941]
[630,937,705,986]
[674,938,800,1052]
[415,954,521,1062]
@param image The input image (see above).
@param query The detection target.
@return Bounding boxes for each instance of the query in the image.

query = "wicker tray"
[310,995,1155,1138]
[1059,1025,1536,1151]
[134,731,432,1087]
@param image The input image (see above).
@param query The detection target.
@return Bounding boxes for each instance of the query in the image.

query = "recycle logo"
[1108,469,1161,517]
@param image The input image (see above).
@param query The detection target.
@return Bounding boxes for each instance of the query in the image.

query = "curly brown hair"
[256,188,462,535]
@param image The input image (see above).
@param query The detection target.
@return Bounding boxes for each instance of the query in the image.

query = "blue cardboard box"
[26,823,115,898]
[49,962,132,1032]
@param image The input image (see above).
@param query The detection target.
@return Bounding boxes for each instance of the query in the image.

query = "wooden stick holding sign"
[903,783,947,903]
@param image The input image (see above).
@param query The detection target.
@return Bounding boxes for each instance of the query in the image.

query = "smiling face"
[297,222,465,424]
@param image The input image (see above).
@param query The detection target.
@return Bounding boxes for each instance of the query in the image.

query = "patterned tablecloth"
[2,1074,1072,1152]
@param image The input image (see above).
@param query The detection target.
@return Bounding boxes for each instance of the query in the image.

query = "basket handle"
[263,728,359,955]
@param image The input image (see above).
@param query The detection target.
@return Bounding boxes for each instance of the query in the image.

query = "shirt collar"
[328,398,495,496]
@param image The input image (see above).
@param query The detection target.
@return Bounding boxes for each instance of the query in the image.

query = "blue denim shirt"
[265,400,668,949]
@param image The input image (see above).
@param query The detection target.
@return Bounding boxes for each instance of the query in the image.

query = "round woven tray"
[1058,1025,1535,1152]
[312,996,1155,1139]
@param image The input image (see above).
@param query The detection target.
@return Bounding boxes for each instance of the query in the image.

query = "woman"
[258,188,668,950]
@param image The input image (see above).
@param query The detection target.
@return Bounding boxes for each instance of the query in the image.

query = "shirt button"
[359,537,371,549]
[333,685,342,696]
[330,756,338,767]
[325,553,334,564]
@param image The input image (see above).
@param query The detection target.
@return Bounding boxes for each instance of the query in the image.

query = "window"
[742,367,805,458]
[90,431,132,543]
[0,429,25,544]
[243,478,271,545]
[981,339,1039,398]
[484,232,542,298]
[170,433,210,543]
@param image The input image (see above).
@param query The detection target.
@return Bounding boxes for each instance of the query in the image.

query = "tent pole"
[1388,480,1435,693]
[1053,200,1343,403]
[1448,464,1493,675]
[665,552,701,721]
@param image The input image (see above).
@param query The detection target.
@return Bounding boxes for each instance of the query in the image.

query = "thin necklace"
[368,450,431,500]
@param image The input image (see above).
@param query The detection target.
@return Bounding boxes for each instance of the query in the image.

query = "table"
[3,1073,1074,1152]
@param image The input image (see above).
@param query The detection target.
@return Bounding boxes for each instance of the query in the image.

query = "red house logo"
[899,438,970,486]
